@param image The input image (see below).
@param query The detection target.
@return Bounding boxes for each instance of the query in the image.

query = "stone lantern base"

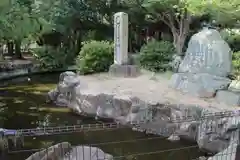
[108,64,141,77]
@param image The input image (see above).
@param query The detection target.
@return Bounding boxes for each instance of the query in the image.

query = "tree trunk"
[14,40,23,59]
[173,32,186,56]
[7,41,14,56]
[75,31,82,55]
[162,11,191,55]
[0,43,4,60]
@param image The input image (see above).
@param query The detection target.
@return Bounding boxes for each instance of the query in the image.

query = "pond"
[0,73,205,160]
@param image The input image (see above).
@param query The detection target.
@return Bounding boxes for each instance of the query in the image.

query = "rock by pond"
[47,70,240,160]
[26,142,113,160]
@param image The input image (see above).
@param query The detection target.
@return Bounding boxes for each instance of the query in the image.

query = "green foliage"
[221,29,240,52]
[232,51,240,77]
[0,0,43,41]
[32,46,70,70]
[82,30,112,41]
[204,0,240,27]
[142,0,240,55]
[76,40,114,74]
[139,40,175,72]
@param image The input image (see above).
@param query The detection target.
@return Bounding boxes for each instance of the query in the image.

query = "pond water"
[0,73,205,160]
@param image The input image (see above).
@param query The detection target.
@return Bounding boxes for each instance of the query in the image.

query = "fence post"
[0,133,8,160]
[236,129,240,160]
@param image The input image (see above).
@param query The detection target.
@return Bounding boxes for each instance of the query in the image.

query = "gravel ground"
[77,70,239,112]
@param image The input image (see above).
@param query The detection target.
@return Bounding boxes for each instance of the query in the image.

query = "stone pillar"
[109,12,140,77]
[114,12,128,65]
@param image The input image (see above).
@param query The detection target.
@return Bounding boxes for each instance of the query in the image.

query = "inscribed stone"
[170,73,231,98]
[114,12,128,65]
[178,28,232,77]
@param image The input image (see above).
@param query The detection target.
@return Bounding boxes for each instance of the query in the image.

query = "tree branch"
[162,12,178,35]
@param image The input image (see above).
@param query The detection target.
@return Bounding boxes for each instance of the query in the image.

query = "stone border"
[0,65,76,81]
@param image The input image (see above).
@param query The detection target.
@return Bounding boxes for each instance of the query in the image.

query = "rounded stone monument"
[170,28,232,98]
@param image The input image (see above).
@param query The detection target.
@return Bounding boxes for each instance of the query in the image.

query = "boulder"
[216,90,240,106]
[68,89,148,121]
[197,111,240,153]
[178,28,232,77]
[170,28,232,98]
[26,143,113,160]
[228,80,240,92]
[26,142,72,160]
[170,73,231,98]
[47,71,82,106]
[59,71,76,82]
[62,145,113,160]
[207,131,239,160]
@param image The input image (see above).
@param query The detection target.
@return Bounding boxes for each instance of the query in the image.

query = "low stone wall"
[0,60,35,80]
[0,61,76,81]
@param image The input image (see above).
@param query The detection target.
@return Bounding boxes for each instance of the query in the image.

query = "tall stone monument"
[109,12,140,77]
[114,12,128,65]
[170,28,232,98]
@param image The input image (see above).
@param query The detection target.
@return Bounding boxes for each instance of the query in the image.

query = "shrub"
[232,51,240,78]
[32,46,71,70]
[76,40,114,74]
[138,40,175,72]
[226,34,240,52]
[221,29,240,52]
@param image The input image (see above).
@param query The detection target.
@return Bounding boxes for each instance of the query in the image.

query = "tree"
[142,0,240,55]
[0,0,44,58]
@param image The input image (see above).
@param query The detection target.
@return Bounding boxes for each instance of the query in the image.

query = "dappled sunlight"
[13,98,25,104]
[38,107,71,113]
[0,101,6,107]
[40,140,55,148]
[0,83,56,94]
[0,73,73,130]
[16,111,39,117]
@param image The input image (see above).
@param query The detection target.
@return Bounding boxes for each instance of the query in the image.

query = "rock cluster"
[48,71,240,159]
[170,28,240,105]
[168,28,240,159]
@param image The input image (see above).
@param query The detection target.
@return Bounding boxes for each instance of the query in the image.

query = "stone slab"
[216,90,240,106]
[108,64,141,77]
[170,73,231,98]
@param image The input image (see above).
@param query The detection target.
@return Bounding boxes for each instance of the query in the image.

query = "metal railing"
[1,110,240,160]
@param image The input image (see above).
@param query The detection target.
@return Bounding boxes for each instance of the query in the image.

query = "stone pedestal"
[109,64,140,77]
